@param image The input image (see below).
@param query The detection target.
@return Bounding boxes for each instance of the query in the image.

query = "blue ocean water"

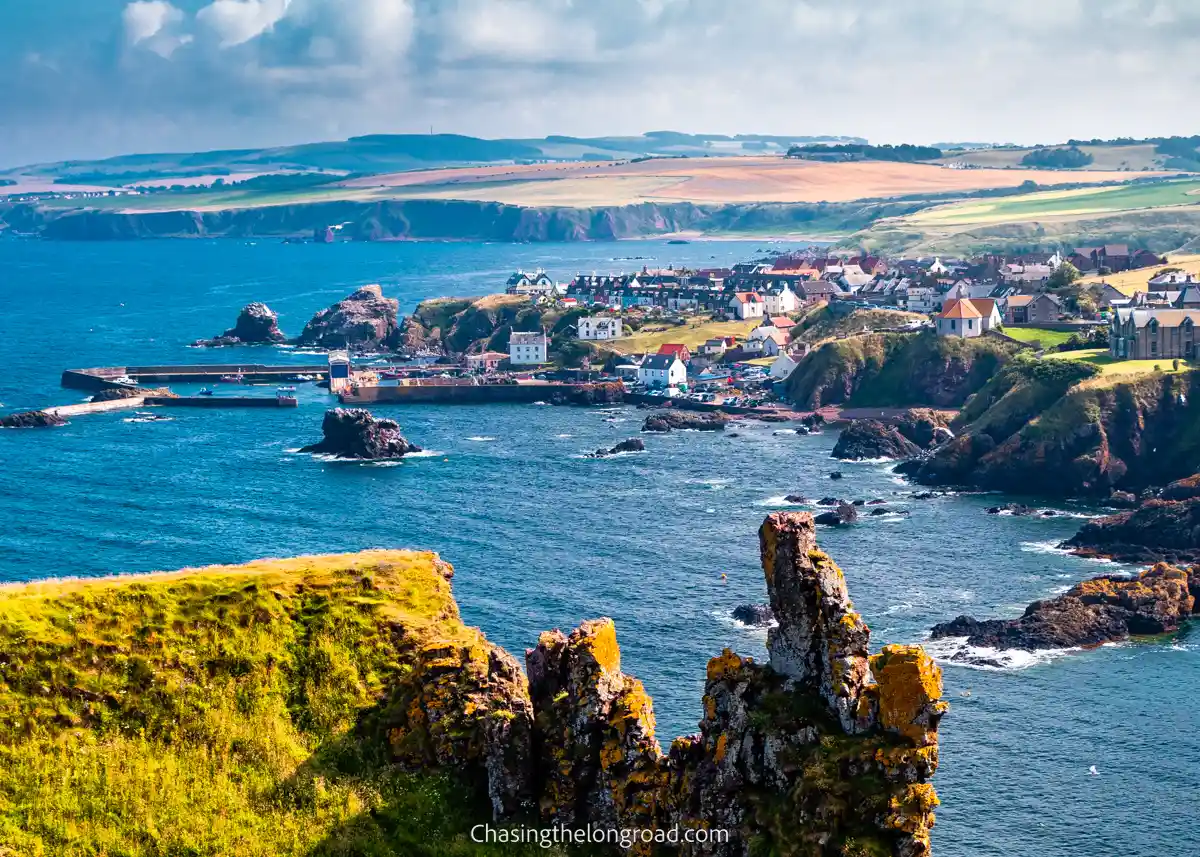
[0,239,1196,857]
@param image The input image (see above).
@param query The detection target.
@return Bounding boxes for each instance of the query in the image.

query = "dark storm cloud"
[3,0,1200,166]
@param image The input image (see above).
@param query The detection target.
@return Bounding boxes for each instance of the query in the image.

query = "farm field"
[33,156,1169,214]
[939,143,1167,171]
[599,318,758,355]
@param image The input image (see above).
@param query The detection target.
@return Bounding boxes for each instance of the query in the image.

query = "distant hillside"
[786,143,943,163]
[2,131,866,182]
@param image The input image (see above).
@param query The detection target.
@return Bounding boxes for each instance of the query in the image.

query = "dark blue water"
[1,240,1196,857]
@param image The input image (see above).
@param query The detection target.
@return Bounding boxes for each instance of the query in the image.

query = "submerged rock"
[193,302,286,347]
[815,503,858,527]
[0,410,66,428]
[833,419,922,461]
[829,470,844,480]
[731,603,774,626]
[784,494,808,504]
[931,563,1198,651]
[295,285,400,351]
[641,410,729,432]
[299,408,421,459]
[585,438,645,458]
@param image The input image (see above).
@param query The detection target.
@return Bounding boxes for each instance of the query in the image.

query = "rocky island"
[1064,473,1200,563]
[0,410,66,428]
[0,513,946,857]
[931,563,1198,653]
[296,285,401,351]
[193,302,287,347]
[300,408,421,459]
[641,410,730,432]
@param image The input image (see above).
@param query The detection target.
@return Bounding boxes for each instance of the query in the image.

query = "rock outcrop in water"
[0,410,66,428]
[585,438,645,458]
[641,410,730,432]
[90,386,175,402]
[833,420,922,461]
[299,408,421,459]
[731,603,774,626]
[296,285,401,351]
[931,563,1199,652]
[193,302,287,347]
[388,511,946,856]
[1064,474,1200,563]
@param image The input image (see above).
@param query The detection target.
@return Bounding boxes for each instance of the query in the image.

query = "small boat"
[198,388,214,396]
[218,374,244,383]
[276,385,296,393]
[112,375,138,386]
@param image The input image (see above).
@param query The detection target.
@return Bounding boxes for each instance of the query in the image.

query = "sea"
[1,238,1196,857]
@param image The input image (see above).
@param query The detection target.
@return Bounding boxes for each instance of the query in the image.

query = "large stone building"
[1110,308,1200,359]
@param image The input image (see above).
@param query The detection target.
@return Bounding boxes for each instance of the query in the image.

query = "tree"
[1047,261,1082,290]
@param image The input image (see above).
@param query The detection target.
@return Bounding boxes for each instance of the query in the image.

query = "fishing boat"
[197,388,214,396]
[218,373,244,383]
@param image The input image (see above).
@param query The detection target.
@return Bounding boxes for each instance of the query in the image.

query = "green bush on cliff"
[0,553,561,857]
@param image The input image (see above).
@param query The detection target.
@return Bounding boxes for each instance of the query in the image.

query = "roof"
[938,298,982,320]
[769,316,796,328]
[1104,244,1130,256]
[765,329,789,345]
[510,331,547,344]
[1118,308,1200,328]
[467,350,508,361]
[1005,295,1034,307]
[732,292,760,303]
[657,343,690,357]
[642,354,680,370]
[971,298,998,316]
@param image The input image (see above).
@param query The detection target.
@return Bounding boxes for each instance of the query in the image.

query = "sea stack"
[300,408,421,460]
[193,302,286,346]
[295,285,400,351]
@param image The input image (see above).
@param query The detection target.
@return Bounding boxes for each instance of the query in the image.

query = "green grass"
[603,317,758,355]
[1043,348,1193,377]
[998,327,1076,349]
[0,552,568,857]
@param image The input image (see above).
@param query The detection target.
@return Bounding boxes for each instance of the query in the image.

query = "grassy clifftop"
[785,330,1018,409]
[0,552,549,857]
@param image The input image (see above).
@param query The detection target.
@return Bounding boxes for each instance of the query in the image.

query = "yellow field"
[938,143,1166,171]
[600,318,758,355]
[1079,253,1200,295]
[1044,348,1193,377]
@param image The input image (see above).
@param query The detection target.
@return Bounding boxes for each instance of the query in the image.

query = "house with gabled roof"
[936,298,999,338]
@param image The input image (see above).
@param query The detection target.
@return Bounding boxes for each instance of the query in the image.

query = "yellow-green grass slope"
[0,552,558,857]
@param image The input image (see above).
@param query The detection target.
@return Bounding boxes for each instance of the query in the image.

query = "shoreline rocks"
[193,302,286,347]
[299,408,421,459]
[815,503,858,527]
[90,386,175,403]
[931,563,1198,651]
[832,419,922,461]
[1064,474,1200,563]
[550,382,624,406]
[0,410,66,428]
[296,285,400,351]
[641,410,729,432]
[731,603,774,627]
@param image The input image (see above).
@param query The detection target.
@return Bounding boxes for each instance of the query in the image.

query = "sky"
[3,0,1200,168]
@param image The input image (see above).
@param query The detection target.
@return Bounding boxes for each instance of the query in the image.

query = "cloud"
[4,0,1200,166]
[196,0,292,48]
[122,1,191,56]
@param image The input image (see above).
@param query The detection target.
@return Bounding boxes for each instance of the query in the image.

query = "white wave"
[881,601,916,615]
[839,456,895,464]
[555,433,574,438]
[773,429,798,435]
[711,609,776,633]
[753,495,809,507]
[465,436,496,442]
[923,636,1082,672]
[123,416,174,423]
[404,449,445,458]
[705,508,716,513]
[284,447,302,453]
[603,418,627,423]
[532,401,550,406]
[1020,539,1074,556]
[689,478,730,490]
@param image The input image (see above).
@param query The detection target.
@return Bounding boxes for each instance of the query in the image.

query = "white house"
[509,331,549,365]
[760,329,790,357]
[577,316,623,341]
[637,354,687,388]
[729,292,764,320]
[763,284,799,315]
[905,286,938,314]
[935,298,999,338]
[927,257,949,275]
[505,269,558,297]
[769,353,798,380]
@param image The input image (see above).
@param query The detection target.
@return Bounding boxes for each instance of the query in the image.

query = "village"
[477,243,1200,404]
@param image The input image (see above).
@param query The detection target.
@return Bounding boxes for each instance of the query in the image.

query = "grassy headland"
[0,552,558,857]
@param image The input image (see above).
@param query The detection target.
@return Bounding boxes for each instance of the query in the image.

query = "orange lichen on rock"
[871,644,947,746]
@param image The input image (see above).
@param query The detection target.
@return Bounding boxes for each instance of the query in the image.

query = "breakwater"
[62,364,327,392]
[342,381,564,405]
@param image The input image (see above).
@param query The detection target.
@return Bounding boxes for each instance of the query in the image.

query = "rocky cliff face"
[912,363,1200,497]
[833,411,952,461]
[194,302,287,347]
[296,285,400,351]
[388,512,946,857]
[786,332,1016,411]
[931,563,1198,654]
[1064,473,1200,563]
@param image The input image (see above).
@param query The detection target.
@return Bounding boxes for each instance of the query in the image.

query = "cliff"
[1064,473,1200,563]
[911,360,1200,496]
[785,331,1017,410]
[1,197,926,242]
[0,515,945,857]
[399,294,589,363]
